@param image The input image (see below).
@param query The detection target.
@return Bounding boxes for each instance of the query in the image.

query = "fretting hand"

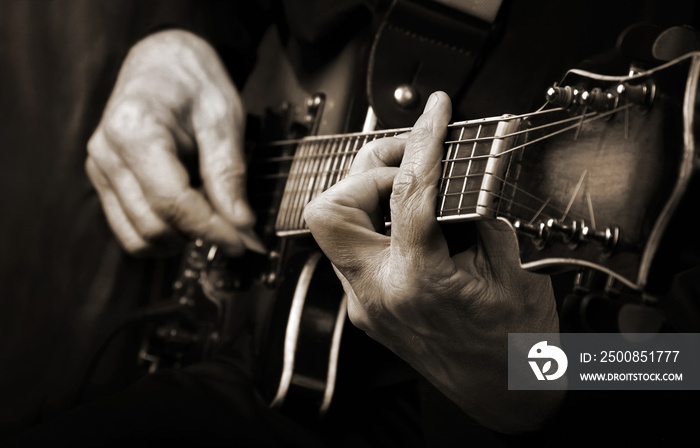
[305,91,564,434]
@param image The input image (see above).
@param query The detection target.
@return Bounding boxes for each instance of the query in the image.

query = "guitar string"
[250,104,628,166]
[273,145,584,228]
[456,124,479,215]
[438,189,584,224]
[436,172,587,224]
[271,129,584,225]
[267,102,626,210]
[441,103,632,163]
[248,108,552,165]
[262,107,564,148]
[275,166,586,231]
[262,103,631,230]
[271,127,584,224]
[447,98,629,145]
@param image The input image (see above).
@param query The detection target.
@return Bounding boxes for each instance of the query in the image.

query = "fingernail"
[424,92,439,112]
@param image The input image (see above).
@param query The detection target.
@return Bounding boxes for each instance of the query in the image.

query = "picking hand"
[86,30,264,256]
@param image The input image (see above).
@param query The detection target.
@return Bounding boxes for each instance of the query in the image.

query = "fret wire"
[294,138,324,228]
[335,136,355,186]
[285,140,308,229]
[332,136,353,188]
[324,137,344,192]
[277,140,309,230]
[279,141,302,229]
[337,134,361,185]
[310,137,334,222]
[458,124,481,215]
[439,127,461,218]
[312,137,339,210]
[294,137,330,228]
[295,138,324,228]
[286,140,315,229]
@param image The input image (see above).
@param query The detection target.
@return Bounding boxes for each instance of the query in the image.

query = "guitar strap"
[367,0,507,128]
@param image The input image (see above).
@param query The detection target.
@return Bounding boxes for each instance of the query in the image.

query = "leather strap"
[367,0,505,128]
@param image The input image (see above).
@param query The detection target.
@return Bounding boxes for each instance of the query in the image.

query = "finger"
[305,167,396,274]
[193,92,266,254]
[389,91,452,260]
[100,100,248,255]
[192,84,259,225]
[85,157,154,255]
[349,135,407,176]
[87,131,179,245]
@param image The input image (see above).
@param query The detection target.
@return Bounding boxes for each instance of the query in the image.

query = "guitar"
[139,27,700,418]
[271,54,700,293]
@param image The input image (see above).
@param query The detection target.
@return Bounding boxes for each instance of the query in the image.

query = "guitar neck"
[251,51,700,294]
[272,113,526,236]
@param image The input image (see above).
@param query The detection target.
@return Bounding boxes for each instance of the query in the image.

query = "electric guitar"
[139,27,700,418]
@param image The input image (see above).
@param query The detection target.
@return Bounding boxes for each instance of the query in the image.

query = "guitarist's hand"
[305,91,564,435]
[86,30,264,256]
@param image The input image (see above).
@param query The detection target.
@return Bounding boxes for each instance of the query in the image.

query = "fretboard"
[274,115,522,236]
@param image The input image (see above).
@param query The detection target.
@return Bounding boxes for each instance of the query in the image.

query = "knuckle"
[195,88,238,130]
[390,167,421,202]
[102,97,159,143]
[208,155,246,184]
[152,190,215,241]
[358,139,381,157]
[407,125,433,146]
[303,194,336,229]
[167,196,192,228]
